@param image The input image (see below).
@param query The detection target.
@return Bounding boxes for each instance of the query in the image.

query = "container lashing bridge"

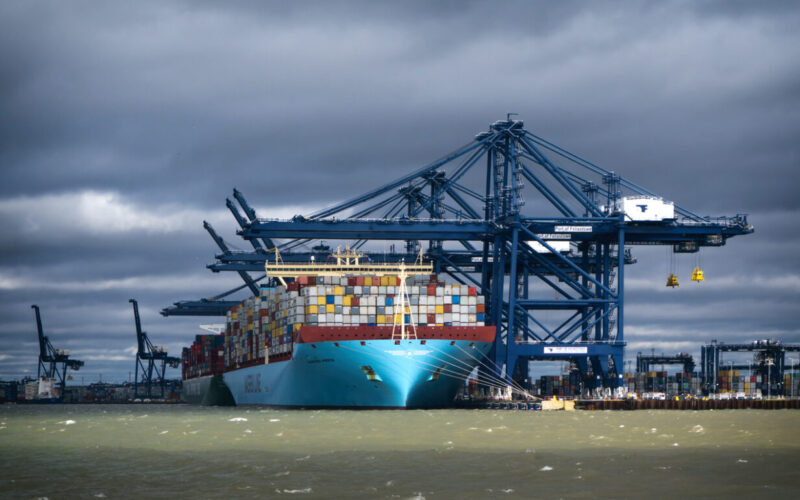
[31,305,84,399]
[162,116,752,390]
[130,299,180,398]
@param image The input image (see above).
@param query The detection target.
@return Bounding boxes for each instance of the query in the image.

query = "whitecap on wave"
[281,488,312,494]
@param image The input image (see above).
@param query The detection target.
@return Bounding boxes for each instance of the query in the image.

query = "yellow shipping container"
[317,296,326,305]
[326,304,335,313]
[307,305,317,314]
[394,314,402,323]
[294,323,302,331]
[377,315,385,324]
[343,296,352,306]
[364,277,372,286]
[435,305,444,314]
[335,286,344,295]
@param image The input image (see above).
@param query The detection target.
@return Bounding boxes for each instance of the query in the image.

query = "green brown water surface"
[1,404,798,499]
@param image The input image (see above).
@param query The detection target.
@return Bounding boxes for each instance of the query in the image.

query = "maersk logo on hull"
[244,374,262,393]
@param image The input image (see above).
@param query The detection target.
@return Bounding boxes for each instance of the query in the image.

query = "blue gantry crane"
[701,339,800,396]
[32,305,84,399]
[162,116,752,390]
[636,352,695,374]
[130,299,180,398]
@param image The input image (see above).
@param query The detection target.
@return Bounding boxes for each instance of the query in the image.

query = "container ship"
[181,249,495,408]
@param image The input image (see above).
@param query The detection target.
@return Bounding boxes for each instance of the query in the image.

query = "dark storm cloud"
[1,1,799,381]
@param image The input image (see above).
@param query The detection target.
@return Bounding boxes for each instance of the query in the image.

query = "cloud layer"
[2,1,799,382]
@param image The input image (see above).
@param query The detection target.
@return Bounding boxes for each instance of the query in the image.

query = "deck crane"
[162,116,753,390]
[130,299,180,398]
[31,305,84,399]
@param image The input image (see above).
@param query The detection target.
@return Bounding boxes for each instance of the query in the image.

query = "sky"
[1,1,799,383]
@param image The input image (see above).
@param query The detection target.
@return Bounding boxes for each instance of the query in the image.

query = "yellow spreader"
[666,273,679,287]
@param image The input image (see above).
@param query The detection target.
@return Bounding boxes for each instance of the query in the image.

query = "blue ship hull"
[222,338,492,408]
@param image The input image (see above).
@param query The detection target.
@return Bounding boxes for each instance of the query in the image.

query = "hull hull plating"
[222,338,492,408]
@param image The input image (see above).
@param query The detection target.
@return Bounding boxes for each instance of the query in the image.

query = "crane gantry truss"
[163,116,752,389]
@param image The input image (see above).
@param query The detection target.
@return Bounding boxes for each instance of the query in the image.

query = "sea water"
[1,405,798,498]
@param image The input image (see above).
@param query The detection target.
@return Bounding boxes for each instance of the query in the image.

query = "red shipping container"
[427,314,436,324]
[288,282,299,292]
[351,296,360,306]
[356,276,364,286]
[348,277,357,286]
[468,287,477,296]
[427,284,437,295]
[444,304,452,313]
[476,304,485,313]
[308,276,316,286]
[298,276,308,285]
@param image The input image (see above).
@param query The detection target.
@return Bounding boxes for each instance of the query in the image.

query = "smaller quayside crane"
[130,299,180,399]
[32,305,84,399]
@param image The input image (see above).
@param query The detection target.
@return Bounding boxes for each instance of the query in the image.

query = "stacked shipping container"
[181,334,225,379]
[221,274,487,370]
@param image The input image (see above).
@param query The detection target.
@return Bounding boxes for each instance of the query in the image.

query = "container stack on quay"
[626,371,704,396]
[214,274,486,370]
[785,373,800,396]
[535,373,581,397]
[718,370,751,395]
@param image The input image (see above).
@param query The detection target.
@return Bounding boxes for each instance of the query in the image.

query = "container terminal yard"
[4,117,798,409]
